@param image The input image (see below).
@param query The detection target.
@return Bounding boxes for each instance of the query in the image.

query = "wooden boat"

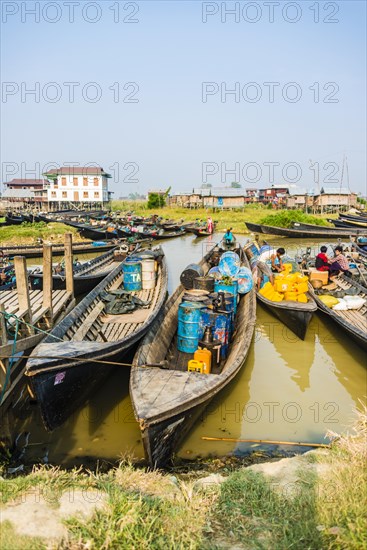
[80,225,120,240]
[329,218,367,229]
[244,242,317,340]
[0,264,16,291]
[245,222,367,239]
[0,240,118,259]
[130,246,256,468]
[5,214,24,225]
[193,228,213,237]
[28,244,139,296]
[308,275,367,351]
[221,237,237,250]
[25,247,168,431]
[350,238,367,258]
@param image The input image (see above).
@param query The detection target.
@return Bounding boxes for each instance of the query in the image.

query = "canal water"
[13,233,367,466]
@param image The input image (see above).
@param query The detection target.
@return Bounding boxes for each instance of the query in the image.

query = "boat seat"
[73,302,105,342]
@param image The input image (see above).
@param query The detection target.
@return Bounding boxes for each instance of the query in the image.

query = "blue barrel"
[199,308,231,359]
[237,267,253,294]
[177,302,204,353]
[219,252,241,277]
[214,280,238,314]
[123,258,142,291]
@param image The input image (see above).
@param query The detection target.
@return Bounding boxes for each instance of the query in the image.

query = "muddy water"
[14,234,367,466]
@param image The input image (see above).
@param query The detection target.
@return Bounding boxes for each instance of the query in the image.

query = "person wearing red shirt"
[315,246,330,272]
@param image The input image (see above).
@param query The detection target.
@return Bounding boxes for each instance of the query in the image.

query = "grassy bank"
[111,202,333,234]
[1,408,366,549]
[0,223,83,246]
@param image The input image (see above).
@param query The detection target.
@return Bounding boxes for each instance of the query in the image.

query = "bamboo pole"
[201,436,330,448]
[64,233,74,298]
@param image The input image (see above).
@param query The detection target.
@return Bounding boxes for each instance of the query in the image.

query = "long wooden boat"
[329,218,367,229]
[28,244,139,296]
[25,247,168,431]
[350,238,367,258]
[244,242,317,340]
[245,222,366,239]
[308,275,367,351]
[339,213,367,222]
[193,228,213,237]
[0,240,120,259]
[130,245,256,468]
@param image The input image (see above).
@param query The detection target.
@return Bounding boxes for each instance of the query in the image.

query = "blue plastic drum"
[200,308,231,359]
[208,266,222,280]
[177,302,205,353]
[214,280,238,314]
[237,267,253,294]
[123,259,142,291]
[219,252,241,277]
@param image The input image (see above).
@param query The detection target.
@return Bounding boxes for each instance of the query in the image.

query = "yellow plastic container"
[284,291,297,301]
[194,348,212,374]
[296,282,309,294]
[283,263,293,273]
[188,360,204,373]
[275,280,290,292]
[297,294,308,303]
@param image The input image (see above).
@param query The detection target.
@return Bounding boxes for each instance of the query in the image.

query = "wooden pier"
[0,234,76,418]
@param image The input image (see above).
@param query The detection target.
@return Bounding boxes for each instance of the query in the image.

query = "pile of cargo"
[177,251,253,375]
[259,263,309,303]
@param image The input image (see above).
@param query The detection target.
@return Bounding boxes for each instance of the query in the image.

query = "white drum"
[141,259,156,289]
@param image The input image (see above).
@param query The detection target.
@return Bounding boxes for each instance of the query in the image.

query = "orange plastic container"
[194,348,212,374]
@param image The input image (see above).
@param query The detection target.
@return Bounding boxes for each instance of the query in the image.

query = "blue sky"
[1,1,366,196]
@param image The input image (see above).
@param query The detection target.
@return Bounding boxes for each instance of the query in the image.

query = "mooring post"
[42,244,53,323]
[64,233,74,298]
[14,256,34,335]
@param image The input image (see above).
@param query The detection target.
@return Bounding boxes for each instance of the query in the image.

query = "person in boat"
[255,261,274,290]
[223,228,234,244]
[258,247,285,273]
[207,217,214,234]
[315,246,330,272]
[329,246,352,277]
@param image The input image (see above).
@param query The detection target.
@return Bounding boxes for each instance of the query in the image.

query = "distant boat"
[245,222,367,239]
[28,244,140,296]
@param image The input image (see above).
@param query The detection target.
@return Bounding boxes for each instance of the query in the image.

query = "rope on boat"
[0,310,65,342]
[0,354,135,368]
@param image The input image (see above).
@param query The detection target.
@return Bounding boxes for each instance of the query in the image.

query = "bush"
[259,211,330,228]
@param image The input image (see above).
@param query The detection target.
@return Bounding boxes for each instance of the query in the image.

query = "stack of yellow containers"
[259,264,309,303]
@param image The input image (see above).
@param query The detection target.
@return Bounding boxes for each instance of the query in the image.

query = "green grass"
[259,210,332,228]
[0,222,81,245]
[0,522,46,550]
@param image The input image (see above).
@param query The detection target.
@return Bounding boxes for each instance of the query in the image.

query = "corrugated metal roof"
[43,166,110,176]
[4,178,45,186]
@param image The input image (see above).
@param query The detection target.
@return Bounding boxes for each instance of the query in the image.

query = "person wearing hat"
[223,228,234,243]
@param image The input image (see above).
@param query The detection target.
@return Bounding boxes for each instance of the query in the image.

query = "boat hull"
[257,295,314,340]
[245,222,367,238]
[29,272,106,296]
